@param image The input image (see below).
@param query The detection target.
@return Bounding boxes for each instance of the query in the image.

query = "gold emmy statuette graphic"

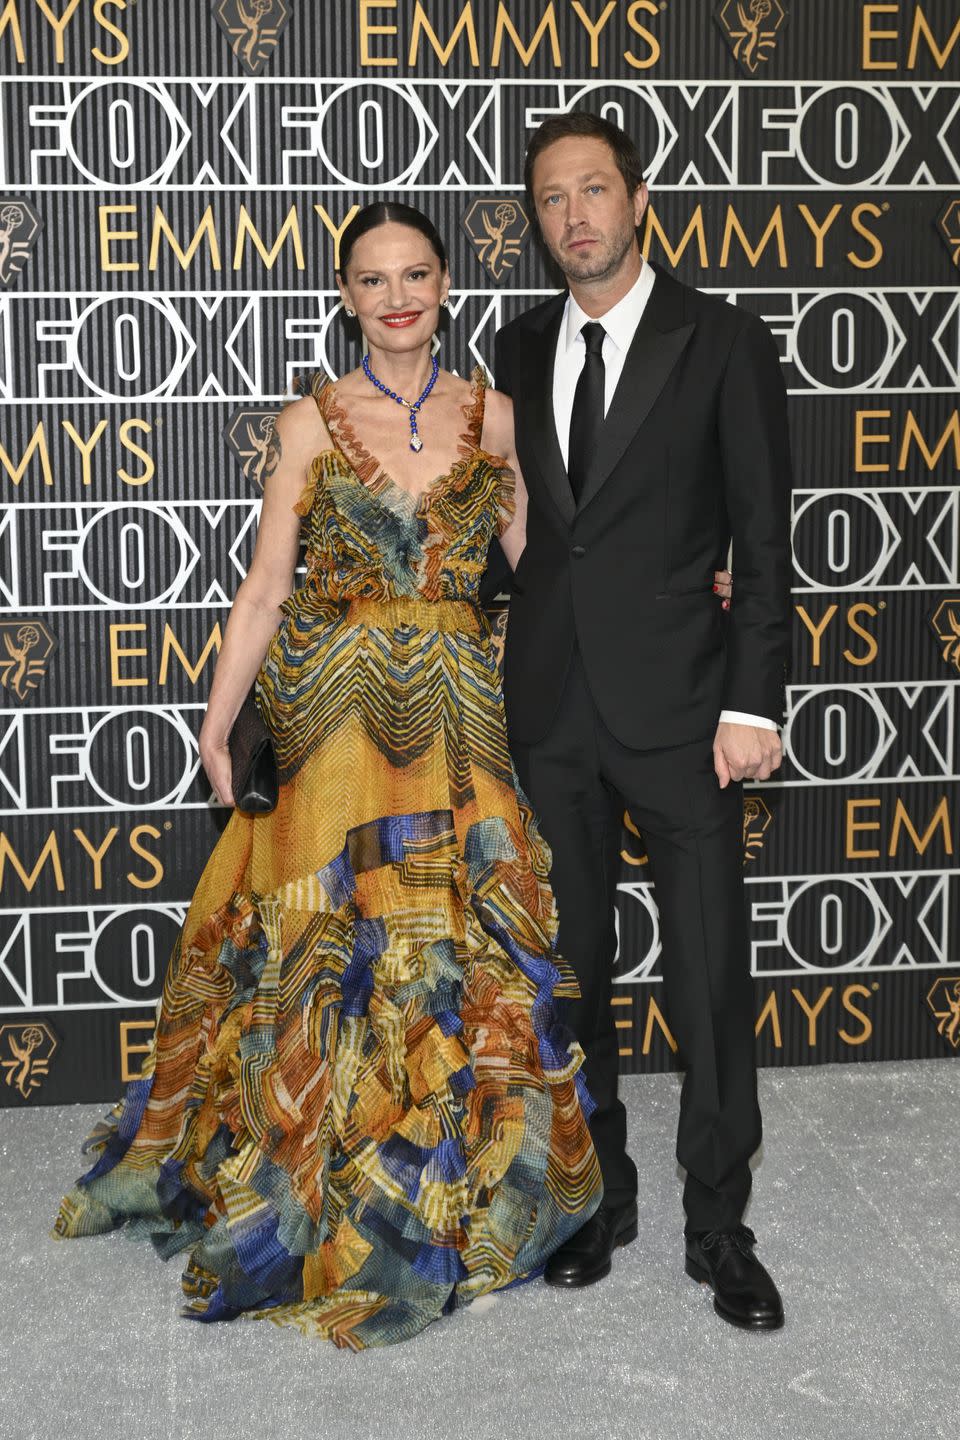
[715,0,787,74]
[0,199,43,289]
[224,408,283,489]
[462,200,531,285]
[743,795,773,863]
[214,0,292,75]
[486,604,509,674]
[0,1022,58,1099]
[0,620,57,700]
[926,977,960,1050]
[937,201,960,269]
[927,598,960,675]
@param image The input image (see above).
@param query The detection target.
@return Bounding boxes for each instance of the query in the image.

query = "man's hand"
[713,568,732,610]
[713,721,782,789]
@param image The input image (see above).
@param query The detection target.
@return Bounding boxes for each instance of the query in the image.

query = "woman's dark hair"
[337,201,448,274]
[523,113,646,205]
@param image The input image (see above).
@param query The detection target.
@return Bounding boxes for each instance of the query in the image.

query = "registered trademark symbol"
[872,983,879,991]
[882,202,890,212]
[878,601,886,610]
[164,821,172,830]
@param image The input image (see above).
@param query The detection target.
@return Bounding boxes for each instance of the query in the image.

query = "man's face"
[530,135,648,285]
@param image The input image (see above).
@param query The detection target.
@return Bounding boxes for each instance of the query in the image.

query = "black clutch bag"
[228,685,278,815]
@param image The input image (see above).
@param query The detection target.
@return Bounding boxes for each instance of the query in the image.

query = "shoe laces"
[700,1223,757,1258]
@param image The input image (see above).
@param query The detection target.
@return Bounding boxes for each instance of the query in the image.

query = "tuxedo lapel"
[517,298,576,526]
[576,272,695,514]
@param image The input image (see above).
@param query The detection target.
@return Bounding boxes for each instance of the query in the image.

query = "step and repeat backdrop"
[1,0,958,1105]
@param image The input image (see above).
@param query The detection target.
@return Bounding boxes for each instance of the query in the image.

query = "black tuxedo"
[494,268,793,1231]
[496,269,791,749]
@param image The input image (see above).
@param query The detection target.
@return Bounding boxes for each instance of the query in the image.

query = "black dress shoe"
[544,1201,639,1288]
[685,1224,784,1330]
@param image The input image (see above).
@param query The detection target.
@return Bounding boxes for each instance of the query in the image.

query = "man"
[493,113,792,1330]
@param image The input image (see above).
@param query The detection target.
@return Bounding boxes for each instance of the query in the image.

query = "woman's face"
[337,222,450,356]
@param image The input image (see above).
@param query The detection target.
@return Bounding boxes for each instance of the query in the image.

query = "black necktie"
[567,322,606,505]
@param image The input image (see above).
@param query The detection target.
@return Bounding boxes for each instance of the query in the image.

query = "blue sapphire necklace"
[361,353,439,452]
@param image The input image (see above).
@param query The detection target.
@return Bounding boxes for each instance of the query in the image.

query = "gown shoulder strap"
[458,365,488,454]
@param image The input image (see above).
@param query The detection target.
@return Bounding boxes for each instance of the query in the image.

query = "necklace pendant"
[410,435,424,452]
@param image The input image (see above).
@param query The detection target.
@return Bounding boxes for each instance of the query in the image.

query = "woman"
[52,202,731,1348]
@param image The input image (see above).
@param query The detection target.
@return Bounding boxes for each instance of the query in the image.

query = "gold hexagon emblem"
[928,598,960,674]
[927,976,960,1049]
[937,200,960,269]
[743,794,774,863]
[0,1021,58,1099]
[224,408,282,490]
[0,619,57,701]
[0,198,43,289]
[715,0,788,74]
[214,0,293,75]
[462,199,531,285]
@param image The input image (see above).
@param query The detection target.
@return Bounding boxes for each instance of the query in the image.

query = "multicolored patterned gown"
[52,369,602,1348]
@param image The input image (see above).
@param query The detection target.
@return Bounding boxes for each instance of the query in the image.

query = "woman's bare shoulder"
[275,392,323,434]
[273,391,331,457]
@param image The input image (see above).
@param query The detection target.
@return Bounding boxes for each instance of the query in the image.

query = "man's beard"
[553,220,638,284]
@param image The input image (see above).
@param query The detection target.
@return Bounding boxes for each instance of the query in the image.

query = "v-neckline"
[317,367,485,511]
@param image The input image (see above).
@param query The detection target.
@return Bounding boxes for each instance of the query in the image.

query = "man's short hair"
[523,113,646,205]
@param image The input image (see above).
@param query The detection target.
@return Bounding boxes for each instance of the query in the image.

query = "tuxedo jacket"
[493,269,794,750]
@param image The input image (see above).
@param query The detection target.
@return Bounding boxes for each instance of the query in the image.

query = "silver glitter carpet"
[3,1060,956,1440]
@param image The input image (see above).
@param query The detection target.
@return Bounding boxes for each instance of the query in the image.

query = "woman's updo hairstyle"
[337,201,448,275]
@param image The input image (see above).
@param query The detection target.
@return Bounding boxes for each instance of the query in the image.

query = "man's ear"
[633,182,649,230]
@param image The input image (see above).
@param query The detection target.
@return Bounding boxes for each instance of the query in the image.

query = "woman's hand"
[714,568,732,611]
[199,727,234,808]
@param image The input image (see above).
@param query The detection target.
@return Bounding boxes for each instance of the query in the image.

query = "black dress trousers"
[511,647,762,1233]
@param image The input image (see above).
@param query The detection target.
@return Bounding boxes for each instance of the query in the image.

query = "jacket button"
[571,545,586,558]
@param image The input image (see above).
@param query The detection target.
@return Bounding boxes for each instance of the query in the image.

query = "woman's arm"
[199,396,327,805]
[482,387,528,572]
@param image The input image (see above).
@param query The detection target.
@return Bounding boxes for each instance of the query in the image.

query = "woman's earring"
[440,298,449,309]
[344,306,356,317]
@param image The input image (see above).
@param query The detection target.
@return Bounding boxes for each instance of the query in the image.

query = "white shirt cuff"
[719,710,779,731]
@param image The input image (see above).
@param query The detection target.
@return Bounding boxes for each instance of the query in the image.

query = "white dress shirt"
[552,261,778,733]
